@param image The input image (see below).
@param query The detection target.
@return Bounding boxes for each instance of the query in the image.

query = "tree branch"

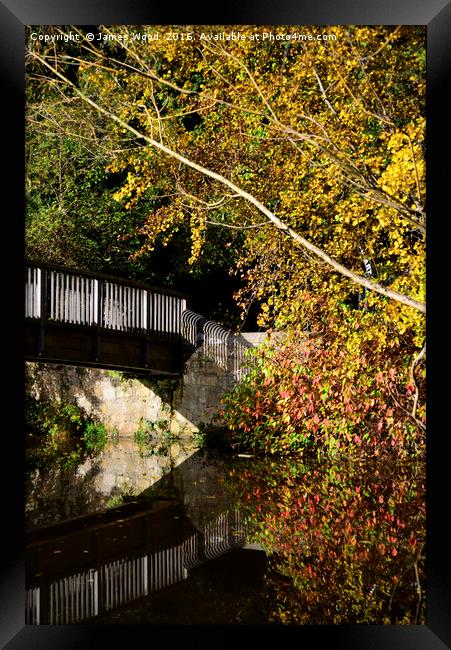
[29,51,426,314]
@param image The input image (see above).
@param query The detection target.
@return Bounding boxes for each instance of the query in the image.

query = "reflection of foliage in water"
[134,418,177,458]
[25,395,116,471]
[224,450,425,624]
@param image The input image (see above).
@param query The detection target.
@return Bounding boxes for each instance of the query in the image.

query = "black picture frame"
[1,1,450,648]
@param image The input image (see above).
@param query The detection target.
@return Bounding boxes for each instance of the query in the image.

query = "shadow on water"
[25,448,269,625]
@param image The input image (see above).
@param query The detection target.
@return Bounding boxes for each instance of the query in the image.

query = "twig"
[409,345,426,421]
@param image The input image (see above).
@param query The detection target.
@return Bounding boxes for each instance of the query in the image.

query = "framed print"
[1,0,450,648]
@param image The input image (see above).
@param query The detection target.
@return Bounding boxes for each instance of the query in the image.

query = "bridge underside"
[25,321,186,377]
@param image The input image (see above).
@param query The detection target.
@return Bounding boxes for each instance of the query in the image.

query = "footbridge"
[25,263,252,379]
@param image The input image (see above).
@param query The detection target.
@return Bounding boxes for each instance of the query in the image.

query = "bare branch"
[313,68,337,116]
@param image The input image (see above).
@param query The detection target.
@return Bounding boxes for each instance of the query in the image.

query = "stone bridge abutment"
[25,329,267,439]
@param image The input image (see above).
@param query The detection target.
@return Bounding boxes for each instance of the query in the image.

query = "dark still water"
[25,440,425,625]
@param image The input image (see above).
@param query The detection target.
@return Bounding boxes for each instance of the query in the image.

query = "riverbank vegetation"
[25,396,115,471]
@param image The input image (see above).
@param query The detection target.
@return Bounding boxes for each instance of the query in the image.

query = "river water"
[25,436,426,625]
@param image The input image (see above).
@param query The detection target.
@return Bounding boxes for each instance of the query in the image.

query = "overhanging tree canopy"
[26,25,426,325]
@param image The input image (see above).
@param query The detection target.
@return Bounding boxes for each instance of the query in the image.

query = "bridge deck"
[25,264,189,376]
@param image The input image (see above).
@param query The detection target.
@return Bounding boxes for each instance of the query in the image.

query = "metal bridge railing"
[181,309,253,381]
[25,264,188,339]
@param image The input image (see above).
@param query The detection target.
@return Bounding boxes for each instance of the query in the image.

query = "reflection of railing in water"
[181,309,253,381]
[49,568,99,624]
[26,509,253,625]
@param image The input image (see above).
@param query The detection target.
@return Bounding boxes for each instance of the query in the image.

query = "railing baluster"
[107,283,112,329]
[119,285,123,331]
[128,286,131,331]
[171,296,175,337]
[36,268,42,320]
[36,586,40,625]
[27,267,31,318]
[112,282,116,330]
[118,284,122,331]
[25,268,29,318]
[93,279,98,327]
[25,268,29,317]
[68,276,72,324]
[73,276,77,324]
[106,283,111,329]
[66,275,70,323]
[83,278,87,325]
[165,295,169,334]
[119,561,123,605]
[84,278,88,325]
[76,276,80,324]
[122,286,126,331]
[60,273,64,322]
[143,555,148,595]
[71,276,75,324]
[33,268,36,317]
[90,279,94,326]
[135,289,138,331]
[30,268,35,318]
[138,289,142,331]
[80,278,84,325]
[142,290,146,331]
[111,283,115,330]
[55,272,59,321]
[63,274,68,323]
[134,288,138,331]
[158,293,161,334]
[50,272,54,320]
[125,285,129,331]
[125,286,129,331]
[128,559,131,600]
[75,276,79,324]
[172,297,175,335]
[116,284,119,331]
[93,570,99,616]
[127,287,130,331]
[149,292,154,334]
[89,279,93,325]
[68,275,72,324]
[32,268,35,317]
[49,582,54,625]
[79,277,83,325]
[104,282,109,328]
[128,286,132,331]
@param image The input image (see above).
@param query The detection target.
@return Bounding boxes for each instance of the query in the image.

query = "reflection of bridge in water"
[26,502,254,625]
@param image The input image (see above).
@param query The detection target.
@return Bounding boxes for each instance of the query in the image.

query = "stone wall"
[25,331,266,437]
